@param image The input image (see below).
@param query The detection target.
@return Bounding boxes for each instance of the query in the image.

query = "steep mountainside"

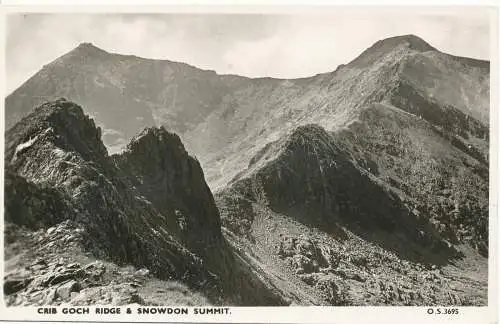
[3,99,286,306]
[112,127,222,258]
[5,43,254,153]
[216,122,487,305]
[189,35,488,189]
[337,103,488,256]
[210,37,489,306]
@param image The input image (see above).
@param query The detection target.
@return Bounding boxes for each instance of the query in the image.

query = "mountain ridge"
[6,33,489,131]
[44,34,490,81]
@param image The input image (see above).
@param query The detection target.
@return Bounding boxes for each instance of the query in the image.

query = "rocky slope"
[112,127,222,258]
[211,38,488,306]
[193,34,488,189]
[337,103,489,257]
[5,43,253,154]
[216,122,487,305]
[3,99,286,306]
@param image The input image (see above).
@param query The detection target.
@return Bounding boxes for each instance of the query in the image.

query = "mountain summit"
[368,34,437,53]
[349,34,437,67]
[70,42,109,56]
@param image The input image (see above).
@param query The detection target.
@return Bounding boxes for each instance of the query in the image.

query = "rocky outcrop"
[4,99,222,304]
[4,98,291,306]
[113,127,221,257]
[219,124,456,264]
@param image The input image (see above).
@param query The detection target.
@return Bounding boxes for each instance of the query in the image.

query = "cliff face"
[113,127,222,257]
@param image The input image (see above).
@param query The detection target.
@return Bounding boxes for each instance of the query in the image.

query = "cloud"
[5,10,491,94]
[222,11,490,78]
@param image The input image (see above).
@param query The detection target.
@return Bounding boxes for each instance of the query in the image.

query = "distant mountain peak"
[68,42,109,57]
[350,34,437,67]
[377,34,436,52]
[76,42,103,50]
[78,42,95,47]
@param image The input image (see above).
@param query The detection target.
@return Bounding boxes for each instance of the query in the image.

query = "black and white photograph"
[0,5,496,321]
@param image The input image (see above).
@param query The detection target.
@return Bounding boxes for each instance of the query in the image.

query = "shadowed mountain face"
[337,104,489,256]
[5,42,252,154]
[112,127,222,257]
[4,34,489,306]
[218,123,461,265]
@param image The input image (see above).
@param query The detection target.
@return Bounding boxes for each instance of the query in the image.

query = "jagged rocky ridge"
[4,99,286,306]
[216,122,487,305]
[220,124,456,262]
[112,127,222,258]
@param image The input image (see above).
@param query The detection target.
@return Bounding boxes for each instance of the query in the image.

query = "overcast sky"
[6,9,492,94]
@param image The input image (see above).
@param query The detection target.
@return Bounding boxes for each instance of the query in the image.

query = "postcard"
[0,4,497,324]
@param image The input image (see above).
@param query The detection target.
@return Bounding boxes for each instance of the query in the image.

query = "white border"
[0,306,494,323]
[0,3,498,324]
[1,0,500,6]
